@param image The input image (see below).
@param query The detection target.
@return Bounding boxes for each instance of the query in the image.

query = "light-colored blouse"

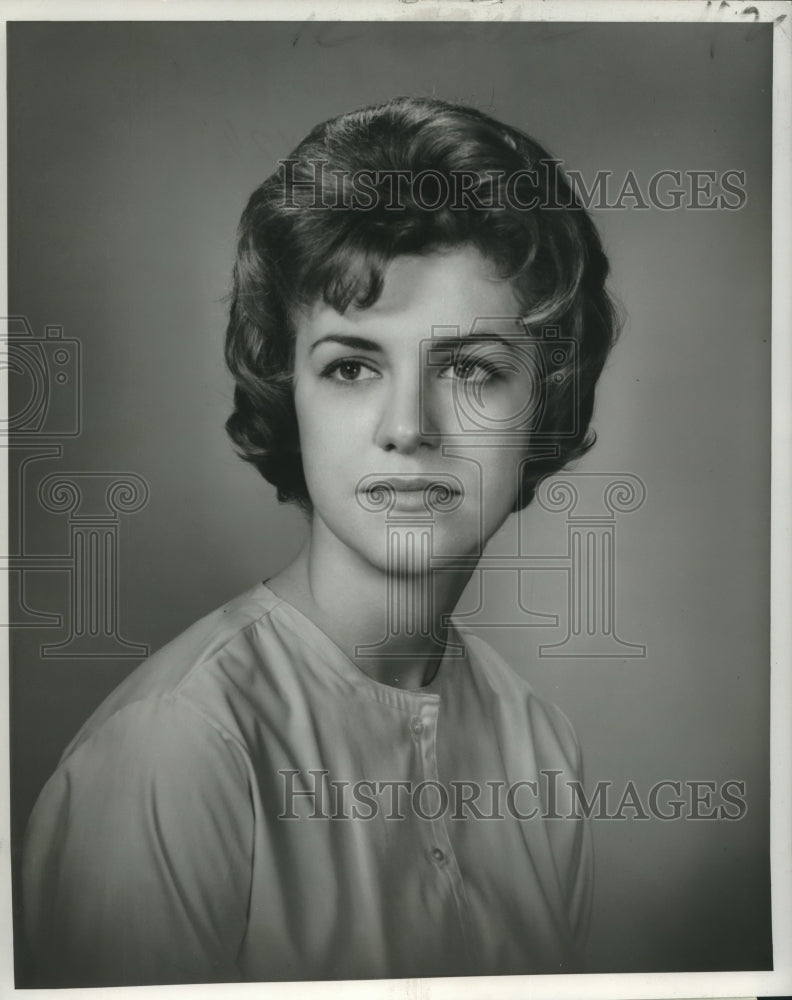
[23,582,592,986]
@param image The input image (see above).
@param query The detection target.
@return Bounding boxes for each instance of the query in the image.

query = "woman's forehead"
[299,247,523,341]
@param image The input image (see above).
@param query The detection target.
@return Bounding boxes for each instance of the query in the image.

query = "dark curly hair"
[225,96,620,511]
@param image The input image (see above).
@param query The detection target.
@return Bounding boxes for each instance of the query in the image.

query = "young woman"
[22,96,619,986]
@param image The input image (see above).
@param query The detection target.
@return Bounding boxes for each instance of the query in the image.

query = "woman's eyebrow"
[309,334,381,355]
[429,331,523,350]
[309,330,524,356]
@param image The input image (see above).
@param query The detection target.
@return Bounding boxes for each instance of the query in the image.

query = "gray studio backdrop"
[7,20,771,980]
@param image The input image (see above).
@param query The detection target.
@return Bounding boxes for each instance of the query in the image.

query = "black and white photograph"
[2,2,790,997]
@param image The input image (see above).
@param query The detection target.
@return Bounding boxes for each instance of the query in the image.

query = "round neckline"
[257,580,462,702]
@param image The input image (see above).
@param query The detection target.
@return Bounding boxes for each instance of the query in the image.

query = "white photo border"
[1,2,789,999]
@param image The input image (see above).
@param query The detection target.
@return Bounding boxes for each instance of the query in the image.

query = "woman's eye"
[323,359,379,382]
[439,355,498,382]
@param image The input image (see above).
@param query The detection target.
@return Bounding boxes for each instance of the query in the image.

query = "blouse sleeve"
[566,741,595,964]
[22,694,255,987]
[530,694,595,968]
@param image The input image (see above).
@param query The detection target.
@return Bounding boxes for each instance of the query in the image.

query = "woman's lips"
[357,474,466,513]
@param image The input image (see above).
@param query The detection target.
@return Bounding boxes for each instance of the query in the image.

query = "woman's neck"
[267,520,473,690]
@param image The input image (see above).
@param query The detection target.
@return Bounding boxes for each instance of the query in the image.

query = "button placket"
[412,701,477,964]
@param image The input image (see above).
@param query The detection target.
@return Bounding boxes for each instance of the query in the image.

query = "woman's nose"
[373,374,437,454]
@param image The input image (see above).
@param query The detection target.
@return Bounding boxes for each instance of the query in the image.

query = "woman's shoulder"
[59,582,287,764]
[454,625,582,769]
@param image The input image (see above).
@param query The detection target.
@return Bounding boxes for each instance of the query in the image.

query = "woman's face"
[292,246,541,574]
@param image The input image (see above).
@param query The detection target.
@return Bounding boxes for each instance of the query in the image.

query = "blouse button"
[410,717,425,736]
[429,847,445,864]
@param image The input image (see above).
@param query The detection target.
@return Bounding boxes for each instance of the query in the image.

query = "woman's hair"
[225,96,620,510]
